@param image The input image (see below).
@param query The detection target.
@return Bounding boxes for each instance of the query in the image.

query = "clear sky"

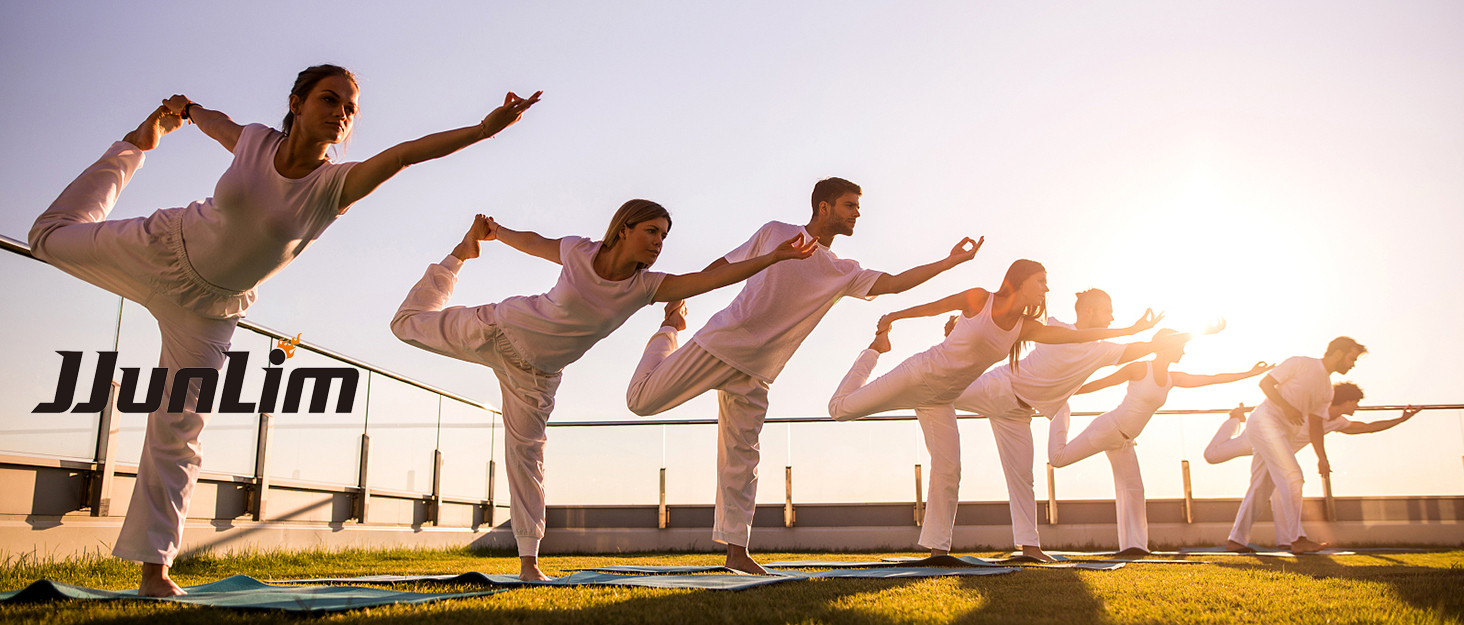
[2,1,1462,506]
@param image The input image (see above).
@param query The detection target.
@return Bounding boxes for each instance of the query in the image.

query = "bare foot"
[725,546,769,575]
[1226,540,1257,553]
[869,330,891,353]
[122,106,183,151]
[518,556,552,581]
[1114,547,1151,559]
[1290,537,1328,554]
[1021,545,1055,562]
[929,548,950,558]
[662,301,687,332]
[138,562,185,597]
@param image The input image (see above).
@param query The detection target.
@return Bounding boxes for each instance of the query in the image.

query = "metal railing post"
[1181,459,1194,524]
[251,413,273,521]
[356,433,371,523]
[88,382,120,516]
[914,464,925,526]
[484,460,496,526]
[658,467,668,529]
[430,449,443,526]
[1046,463,1058,524]
[1322,472,1337,522]
[784,466,795,527]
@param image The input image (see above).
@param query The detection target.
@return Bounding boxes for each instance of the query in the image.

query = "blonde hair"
[601,199,672,270]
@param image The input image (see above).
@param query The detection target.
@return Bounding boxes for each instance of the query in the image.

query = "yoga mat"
[565,565,736,575]
[1176,546,1358,557]
[1000,551,1207,564]
[570,564,1020,579]
[281,570,793,591]
[0,575,504,614]
[769,556,1125,571]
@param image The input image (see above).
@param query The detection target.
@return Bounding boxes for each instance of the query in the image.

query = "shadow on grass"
[1209,554,1464,622]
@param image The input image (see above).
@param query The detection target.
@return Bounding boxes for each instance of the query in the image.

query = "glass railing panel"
[787,419,920,504]
[191,330,274,477]
[265,348,366,486]
[0,253,120,460]
[437,398,495,500]
[659,422,717,506]
[365,374,440,494]
[544,424,662,505]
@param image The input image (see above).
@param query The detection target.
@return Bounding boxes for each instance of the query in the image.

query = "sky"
[1,1,1462,506]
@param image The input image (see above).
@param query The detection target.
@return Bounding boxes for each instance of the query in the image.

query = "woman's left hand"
[1249,361,1275,375]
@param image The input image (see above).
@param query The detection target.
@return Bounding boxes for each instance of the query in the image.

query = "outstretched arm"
[1076,362,1145,395]
[338,91,541,210]
[163,95,244,152]
[866,237,982,296]
[1171,362,1274,388]
[1021,309,1164,344]
[1340,406,1422,434]
[654,235,818,302]
[876,288,988,333]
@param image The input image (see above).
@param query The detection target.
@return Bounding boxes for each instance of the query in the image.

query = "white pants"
[827,349,962,551]
[952,375,1043,548]
[626,329,770,548]
[30,141,244,566]
[1229,405,1307,546]
[391,280,563,557]
[1048,410,1148,552]
[1203,417,1253,464]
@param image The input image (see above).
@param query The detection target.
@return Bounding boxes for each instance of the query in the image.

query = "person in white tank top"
[27,65,540,596]
[827,259,1162,555]
[1048,328,1270,556]
[392,204,816,580]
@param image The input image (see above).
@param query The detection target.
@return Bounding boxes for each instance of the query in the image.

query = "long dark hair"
[601,199,672,270]
[282,64,358,136]
[996,259,1047,372]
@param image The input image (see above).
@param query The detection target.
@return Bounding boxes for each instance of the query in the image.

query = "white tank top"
[1111,361,1174,438]
[920,291,1023,400]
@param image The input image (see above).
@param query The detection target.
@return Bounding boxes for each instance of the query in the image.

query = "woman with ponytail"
[28,64,539,596]
[827,256,1161,556]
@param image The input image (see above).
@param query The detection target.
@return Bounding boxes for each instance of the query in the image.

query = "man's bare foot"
[1290,537,1328,554]
[518,556,552,581]
[122,106,183,151]
[1021,545,1055,562]
[138,562,185,597]
[725,545,769,575]
[929,548,950,558]
[1114,547,1151,559]
[869,331,891,353]
[1226,540,1257,553]
[662,301,687,332]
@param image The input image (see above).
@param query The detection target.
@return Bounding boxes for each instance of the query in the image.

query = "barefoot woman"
[28,65,539,595]
[392,208,815,580]
[827,258,1162,556]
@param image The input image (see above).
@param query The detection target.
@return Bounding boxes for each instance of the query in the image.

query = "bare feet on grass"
[663,300,687,332]
[1021,545,1056,562]
[1290,537,1328,554]
[519,556,551,581]
[1226,540,1257,553]
[725,544,769,575]
[123,105,184,151]
[138,562,185,597]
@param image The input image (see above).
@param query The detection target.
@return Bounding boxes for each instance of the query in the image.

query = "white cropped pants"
[952,376,1044,549]
[1048,410,1147,552]
[626,329,770,548]
[29,142,244,566]
[827,349,962,551]
[1229,405,1307,546]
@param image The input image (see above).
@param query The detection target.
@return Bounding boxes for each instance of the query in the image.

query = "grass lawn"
[2,547,1462,624]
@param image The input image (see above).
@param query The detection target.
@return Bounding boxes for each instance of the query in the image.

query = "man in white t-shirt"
[949,288,1187,561]
[1223,336,1366,554]
[625,177,978,574]
[1204,383,1419,465]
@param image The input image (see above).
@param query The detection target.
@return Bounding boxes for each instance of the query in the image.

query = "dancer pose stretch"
[948,288,1185,561]
[1047,327,1266,556]
[28,65,539,596]
[1214,382,1416,552]
[828,261,1162,556]
[625,177,977,574]
[1220,336,1366,554]
[393,208,816,580]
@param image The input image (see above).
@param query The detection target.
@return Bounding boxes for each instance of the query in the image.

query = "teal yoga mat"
[569,563,1020,578]
[281,570,794,591]
[0,575,504,614]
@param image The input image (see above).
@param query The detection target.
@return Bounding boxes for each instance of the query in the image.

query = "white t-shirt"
[1288,413,1354,449]
[495,236,667,373]
[692,221,883,383]
[992,319,1126,418]
[182,124,358,291]
[1262,356,1334,425]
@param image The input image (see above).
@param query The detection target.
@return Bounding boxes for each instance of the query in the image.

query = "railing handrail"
[1,233,496,414]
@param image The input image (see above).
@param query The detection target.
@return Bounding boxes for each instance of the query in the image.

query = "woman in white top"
[392,205,816,581]
[1049,328,1268,555]
[28,64,540,596]
[827,258,1162,555]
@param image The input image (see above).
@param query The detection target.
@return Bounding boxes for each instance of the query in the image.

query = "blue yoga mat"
[281,570,794,591]
[567,563,1020,578]
[0,575,504,613]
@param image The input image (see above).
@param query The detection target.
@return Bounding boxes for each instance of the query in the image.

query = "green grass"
[2,547,1462,624]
